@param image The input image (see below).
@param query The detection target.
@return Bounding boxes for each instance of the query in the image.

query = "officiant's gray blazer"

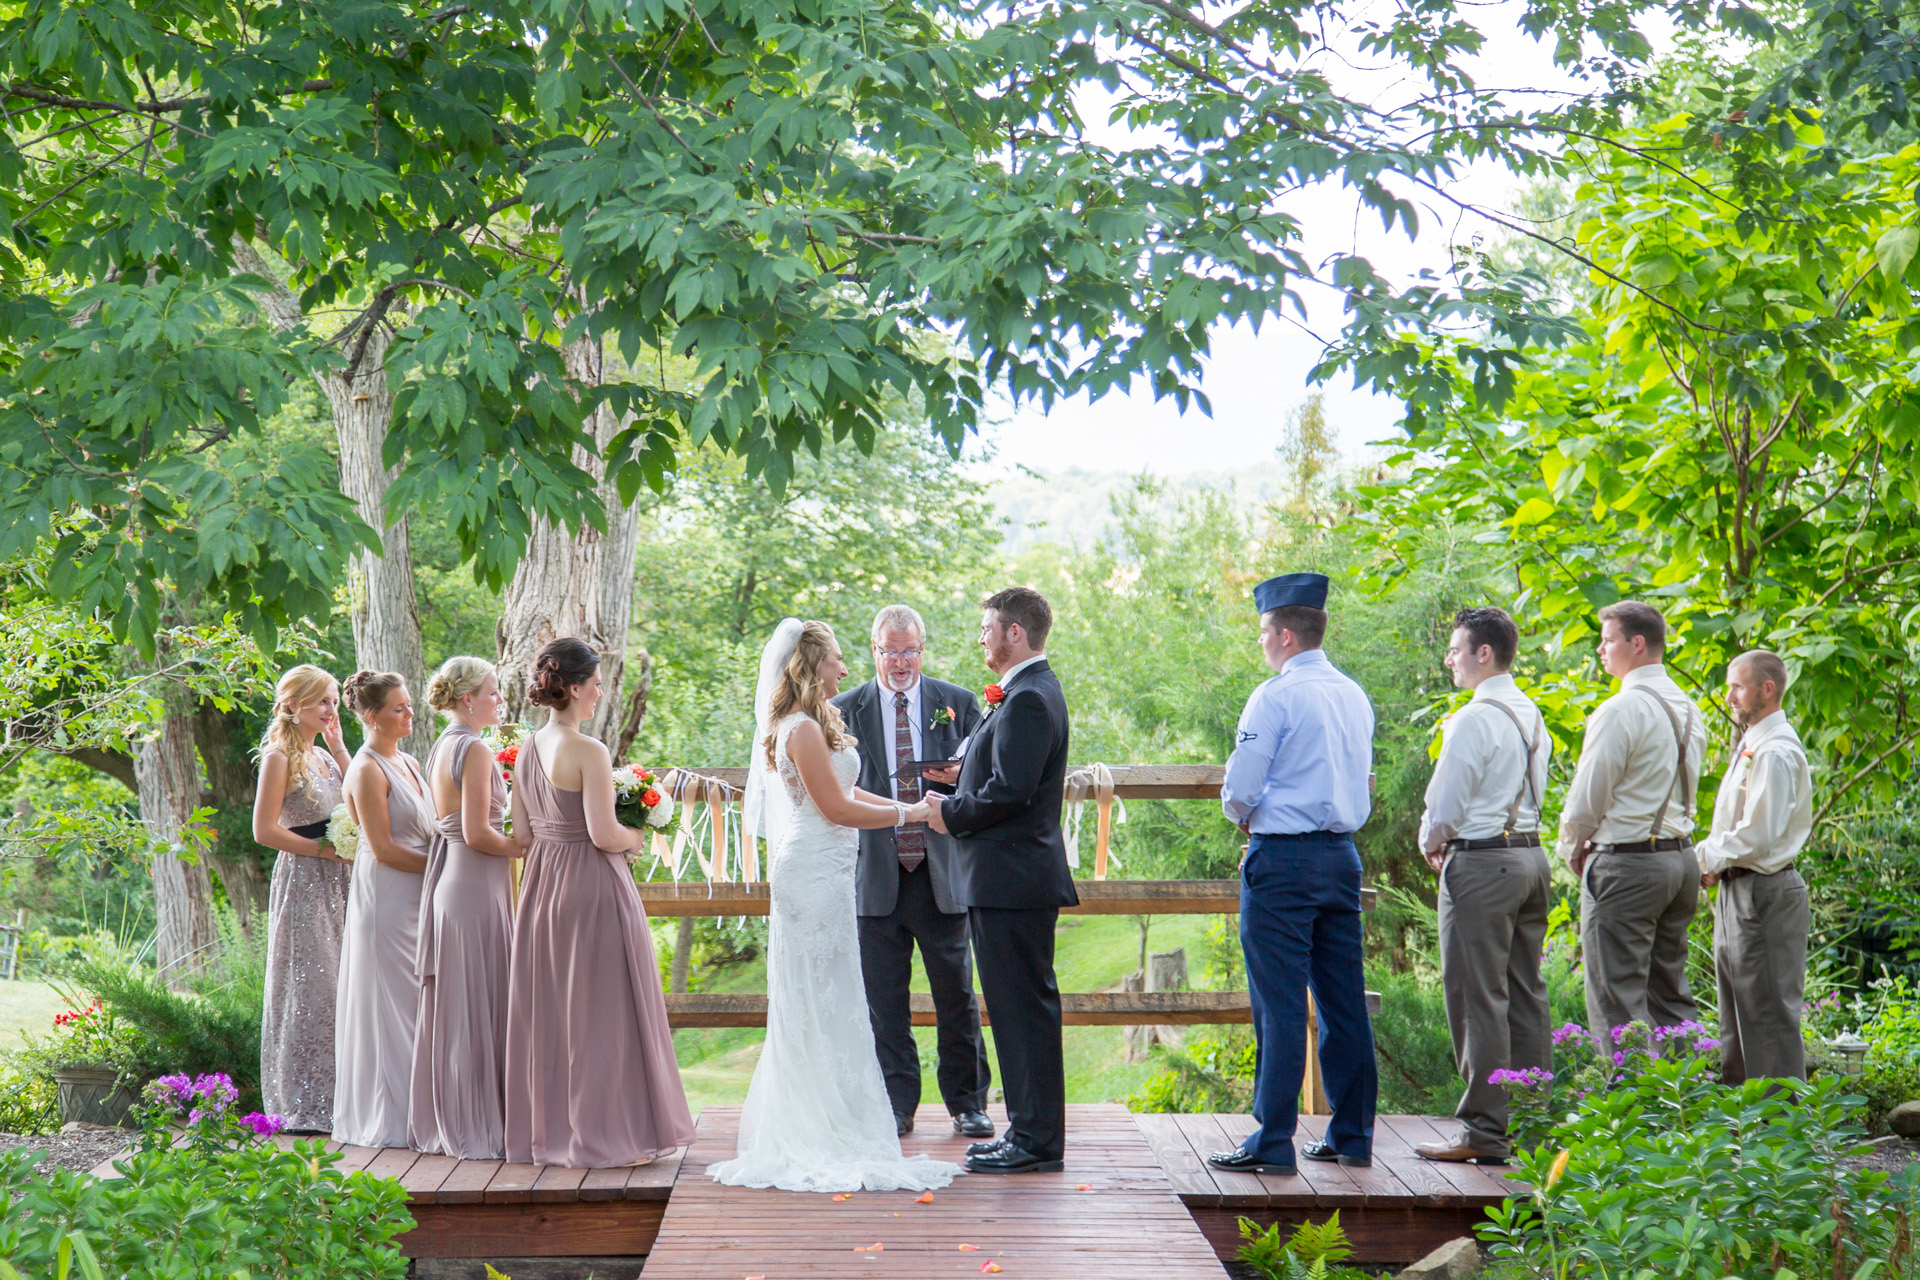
[832,675,982,917]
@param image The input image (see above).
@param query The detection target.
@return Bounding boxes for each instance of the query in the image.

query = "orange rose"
[983,684,1005,705]
[642,788,662,807]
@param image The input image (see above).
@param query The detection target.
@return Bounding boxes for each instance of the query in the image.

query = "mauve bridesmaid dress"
[505,738,694,1167]
[332,746,431,1148]
[409,722,514,1159]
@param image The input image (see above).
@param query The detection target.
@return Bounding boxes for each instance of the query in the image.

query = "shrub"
[1480,1039,1915,1280]
[1238,1211,1372,1280]
[1128,1026,1256,1113]
[0,1070,412,1279]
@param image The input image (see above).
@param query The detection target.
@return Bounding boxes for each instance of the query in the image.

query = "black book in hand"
[892,759,961,781]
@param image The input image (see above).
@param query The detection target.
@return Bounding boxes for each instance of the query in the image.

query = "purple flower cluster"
[146,1071,239,1119]
[1550,1022,1588,1048]
[1488,1066,1555,1089]
[241,1111,287,1138]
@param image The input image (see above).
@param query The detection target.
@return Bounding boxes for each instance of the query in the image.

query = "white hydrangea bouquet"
[325,804,360,860]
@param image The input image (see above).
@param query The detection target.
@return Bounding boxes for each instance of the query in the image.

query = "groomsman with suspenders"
[1558,601,1709,1046]
[1415,607,1553,1165]
[1696,649,1813,1083]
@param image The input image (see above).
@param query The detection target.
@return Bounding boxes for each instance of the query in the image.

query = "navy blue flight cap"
[1254,572,1329,613]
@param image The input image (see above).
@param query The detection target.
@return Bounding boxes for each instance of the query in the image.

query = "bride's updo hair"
[529,637,599,709]
[763,621,855,768]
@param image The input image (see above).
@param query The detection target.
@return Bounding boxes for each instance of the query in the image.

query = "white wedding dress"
[706,712,962,1193]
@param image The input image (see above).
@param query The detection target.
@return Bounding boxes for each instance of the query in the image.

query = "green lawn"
[668,912,1227,1113]
[0,980,72,1047]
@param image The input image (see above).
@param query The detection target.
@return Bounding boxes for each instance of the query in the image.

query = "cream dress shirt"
[1694,710,1813,876]
[1555,664,1709,860]
[1418,674,1553,854]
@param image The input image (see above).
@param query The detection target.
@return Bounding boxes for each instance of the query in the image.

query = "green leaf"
[1876,225,1920,281]
[1511,498,1556,526]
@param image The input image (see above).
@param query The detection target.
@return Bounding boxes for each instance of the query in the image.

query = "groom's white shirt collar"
[999,653,1047,687]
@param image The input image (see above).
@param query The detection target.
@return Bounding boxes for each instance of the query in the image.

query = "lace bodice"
[773,713,861,818]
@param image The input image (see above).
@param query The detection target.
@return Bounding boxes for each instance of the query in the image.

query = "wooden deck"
[642,1103,1228,1279]
[1137,1111,1521,1265]
[87,1108,1517,1271]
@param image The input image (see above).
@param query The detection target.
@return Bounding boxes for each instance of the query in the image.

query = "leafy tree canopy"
[2,0,1757,650]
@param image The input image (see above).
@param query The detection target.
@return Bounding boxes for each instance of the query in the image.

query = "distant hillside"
[982,462,1295,554]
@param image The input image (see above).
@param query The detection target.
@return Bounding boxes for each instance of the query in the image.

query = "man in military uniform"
[1415,606,1552,1165]
[1206,572,1377,1178]
[1697,650,1812,1083]
[1558,600,1708,1045]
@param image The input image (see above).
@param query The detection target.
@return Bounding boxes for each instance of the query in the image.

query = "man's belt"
[1251,830,1349,840]
[1447,834,1542,852]
[1720,862,1794,882]
[1591,837,1691,853]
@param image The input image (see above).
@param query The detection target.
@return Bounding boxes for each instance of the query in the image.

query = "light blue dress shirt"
[1221,649,1376,835]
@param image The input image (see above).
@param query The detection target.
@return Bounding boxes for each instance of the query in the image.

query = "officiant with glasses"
[831,604,995,1140]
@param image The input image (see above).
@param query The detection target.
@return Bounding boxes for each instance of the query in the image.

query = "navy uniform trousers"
[1239,831,1378,1165]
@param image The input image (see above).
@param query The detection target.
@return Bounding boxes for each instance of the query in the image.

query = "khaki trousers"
[1714,868,1808,1083]
[1580,845,1700,1045]
[1437,846,1552,1156]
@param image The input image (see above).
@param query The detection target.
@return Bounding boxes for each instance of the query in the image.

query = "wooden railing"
[644,763,1377,1113]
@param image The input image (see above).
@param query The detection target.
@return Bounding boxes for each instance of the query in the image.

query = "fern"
[1237,1212,1355,1280]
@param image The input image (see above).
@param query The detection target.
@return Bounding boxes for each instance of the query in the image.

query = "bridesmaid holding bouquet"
[411,656,523,1160]
[334,671,432,1148]
[252,665,353,1133]
[505,638,694,1168]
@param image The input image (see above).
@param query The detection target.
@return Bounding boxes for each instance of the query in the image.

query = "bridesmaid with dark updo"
[334,670,432,1148]
[505,637,693,1167]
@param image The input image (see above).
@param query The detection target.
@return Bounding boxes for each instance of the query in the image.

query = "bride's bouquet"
[613,766,678,836]
[325,804,359,860]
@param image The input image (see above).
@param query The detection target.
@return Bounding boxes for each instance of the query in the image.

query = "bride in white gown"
[707,619,964,1194]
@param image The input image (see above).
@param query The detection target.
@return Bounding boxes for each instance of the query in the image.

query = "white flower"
[645,801,673,828]
[325,804,359,860]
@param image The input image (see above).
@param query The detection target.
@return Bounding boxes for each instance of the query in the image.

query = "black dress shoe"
[966,1142,1063,1174]
[952,1110,995,1139]
[1301,1139,1371,1168]
[967,1135,1008,1157]
[1206,1148,1297,1177]
[895,1113,915,1137]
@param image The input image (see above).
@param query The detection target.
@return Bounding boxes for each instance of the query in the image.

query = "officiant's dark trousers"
[1240,832,1377,1166]
[970,906,1066,1161]
[859,862,991,1119]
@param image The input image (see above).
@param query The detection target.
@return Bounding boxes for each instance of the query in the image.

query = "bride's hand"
[901,800,933,825]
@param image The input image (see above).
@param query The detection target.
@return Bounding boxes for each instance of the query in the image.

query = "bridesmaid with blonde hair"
[410,655,524,1160]
[252,664,353,1133]
[505,637,693,1167]
[334,671,432,1148]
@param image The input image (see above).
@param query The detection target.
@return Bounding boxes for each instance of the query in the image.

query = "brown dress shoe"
[1415,1141,1507,1165]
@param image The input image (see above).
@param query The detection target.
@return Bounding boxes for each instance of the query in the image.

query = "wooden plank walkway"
[1137,1111,1522,1265]
[641,1103,1229,1279]
[86,1108,1520,1268]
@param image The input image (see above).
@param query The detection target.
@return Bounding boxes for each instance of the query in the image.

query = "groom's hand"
[922,792,950,835]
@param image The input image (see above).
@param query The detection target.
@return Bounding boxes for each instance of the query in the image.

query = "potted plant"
[46,1000,144,1128]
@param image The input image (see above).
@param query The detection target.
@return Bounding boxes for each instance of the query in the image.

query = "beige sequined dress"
[259,750,351,1132]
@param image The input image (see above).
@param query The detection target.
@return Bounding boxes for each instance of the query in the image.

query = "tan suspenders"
[1481,699,1544,836]
[1632,686,1696,839]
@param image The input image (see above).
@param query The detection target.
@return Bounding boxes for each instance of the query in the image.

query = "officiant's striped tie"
[893,692,926,872]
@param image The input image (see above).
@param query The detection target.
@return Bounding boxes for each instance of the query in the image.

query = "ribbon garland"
[657,768,753,883]
[1063,763,1124,879]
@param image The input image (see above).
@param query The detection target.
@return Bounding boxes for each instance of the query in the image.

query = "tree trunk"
[612,650,655,762]
[192,701,271,935]
[497,333,645,735]
[134,671,220,988]
[324,324,433,761]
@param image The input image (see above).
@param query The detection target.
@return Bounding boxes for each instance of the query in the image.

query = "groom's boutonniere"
[982,684,1006,714]
[929,704,956,728]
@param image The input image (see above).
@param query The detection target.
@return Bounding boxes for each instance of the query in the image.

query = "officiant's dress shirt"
[1555,664,1708,859]
[1418,674,1553,853]
[877,676,922,802]
[1221,649,1374,835]
[1695,711,1812,877]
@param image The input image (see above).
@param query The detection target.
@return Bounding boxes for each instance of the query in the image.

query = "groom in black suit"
[924,586,1076,1174]
[831,604,994,1141]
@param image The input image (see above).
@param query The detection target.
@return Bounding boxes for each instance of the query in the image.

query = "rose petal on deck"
[915,1191,935,1203]
[853,1242,885,1252]
[1075,1184,1091,1191]
[981,1263,1004,1273]
[958,1244,980,1252]
[832,1193,853,1201]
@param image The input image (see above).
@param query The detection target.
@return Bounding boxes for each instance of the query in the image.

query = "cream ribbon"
[655,769,744,882]
[1063,763,1123,880]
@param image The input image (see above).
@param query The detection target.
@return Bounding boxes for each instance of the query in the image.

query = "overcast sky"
[968,0,1646,480]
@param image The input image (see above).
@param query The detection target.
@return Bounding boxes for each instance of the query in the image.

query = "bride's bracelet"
[892,801,905,827]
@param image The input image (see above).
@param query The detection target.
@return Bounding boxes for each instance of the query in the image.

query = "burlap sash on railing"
[1063,763,1124,880]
